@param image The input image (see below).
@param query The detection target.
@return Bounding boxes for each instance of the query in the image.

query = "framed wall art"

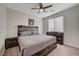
[28,19,34,26]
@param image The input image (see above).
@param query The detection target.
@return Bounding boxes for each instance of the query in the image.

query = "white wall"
[7,8,43,38]
[43,19,48,35]
[7,8,33,38]
[43,5,79,48]
[0,4,7,54]
[48,19,55,31]
[34,17,43,35]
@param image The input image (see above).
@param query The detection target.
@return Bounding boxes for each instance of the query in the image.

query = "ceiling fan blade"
[43,5,52,9]
[31,8,40,9]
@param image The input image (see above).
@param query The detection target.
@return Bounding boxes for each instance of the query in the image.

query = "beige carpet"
[3,44,79,56]
[48,44,79,56]
[4,47,20,56]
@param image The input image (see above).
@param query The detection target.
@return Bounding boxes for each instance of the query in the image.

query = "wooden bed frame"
[32,42,57,56]
[18,25,57,56]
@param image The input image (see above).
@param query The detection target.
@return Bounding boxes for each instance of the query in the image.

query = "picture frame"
[28,19,34,25]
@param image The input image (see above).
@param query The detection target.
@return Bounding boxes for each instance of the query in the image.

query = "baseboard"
[64,43,79,49]
[0,45,5,56]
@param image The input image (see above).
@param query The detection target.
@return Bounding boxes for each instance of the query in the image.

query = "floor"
[4,47,20,56]
[48,44,79,56]
[4,44,79,56]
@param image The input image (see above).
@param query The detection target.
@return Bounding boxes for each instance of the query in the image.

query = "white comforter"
[18,35,56,56]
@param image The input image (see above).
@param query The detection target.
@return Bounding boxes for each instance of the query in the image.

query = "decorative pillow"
[20,31,32,36]
[32,31,39,35]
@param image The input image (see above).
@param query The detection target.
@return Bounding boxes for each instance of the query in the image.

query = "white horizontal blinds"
[48,16,64,32]
[54,16,64,32]
[48,19,54,31]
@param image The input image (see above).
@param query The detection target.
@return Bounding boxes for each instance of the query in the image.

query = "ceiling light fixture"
[31,3,53,13]
[40,9,43,12]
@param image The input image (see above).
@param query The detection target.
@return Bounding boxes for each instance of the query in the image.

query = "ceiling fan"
[31,3,53,13]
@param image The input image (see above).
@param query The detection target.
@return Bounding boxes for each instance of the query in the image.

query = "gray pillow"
[32,31,39,35]
[20,31,32,36]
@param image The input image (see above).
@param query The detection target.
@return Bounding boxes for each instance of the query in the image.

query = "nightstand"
[46,32,64,45]
[5,37,19,49]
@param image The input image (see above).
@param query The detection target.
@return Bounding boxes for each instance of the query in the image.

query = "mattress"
[18,35,56,56]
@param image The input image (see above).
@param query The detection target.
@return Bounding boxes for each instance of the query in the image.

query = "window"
[48,16,64,32]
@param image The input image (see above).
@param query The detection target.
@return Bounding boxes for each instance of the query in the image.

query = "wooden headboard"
[18,25,38,36]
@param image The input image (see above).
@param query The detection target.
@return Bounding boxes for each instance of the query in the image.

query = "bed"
[18,25,57,56]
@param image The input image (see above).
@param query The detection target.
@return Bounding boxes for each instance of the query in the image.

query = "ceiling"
[6,3,78,18]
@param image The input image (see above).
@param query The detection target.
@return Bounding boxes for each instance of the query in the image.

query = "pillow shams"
[20,31,32,36]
